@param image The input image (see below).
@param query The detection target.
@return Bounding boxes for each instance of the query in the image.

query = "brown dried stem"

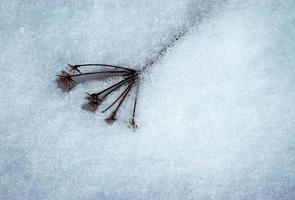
[102,80,135,113]
[68,63,136,73]
[105,79,134,124]
[129,83,139,129]
[84,74,137,112]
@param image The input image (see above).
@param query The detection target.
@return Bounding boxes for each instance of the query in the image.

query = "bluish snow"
[1,1,295,199]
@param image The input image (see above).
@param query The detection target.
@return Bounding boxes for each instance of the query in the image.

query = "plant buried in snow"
[57,63,140,128]
[56,30,187,128]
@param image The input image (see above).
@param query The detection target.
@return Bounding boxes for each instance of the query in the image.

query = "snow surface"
[1,0,295,199]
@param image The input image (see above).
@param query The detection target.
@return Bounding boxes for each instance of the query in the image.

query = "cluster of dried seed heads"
[56,31,188,129]
[57,64,140,128]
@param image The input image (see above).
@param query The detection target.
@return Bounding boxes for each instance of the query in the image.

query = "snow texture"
[1,0,295,199]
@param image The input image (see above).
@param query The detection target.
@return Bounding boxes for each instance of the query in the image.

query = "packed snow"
[1,0,295,199]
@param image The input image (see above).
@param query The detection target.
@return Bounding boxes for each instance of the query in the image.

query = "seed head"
[67,64,81,74]
[129,119,138,129]
[82,93,102,112]
[105,114,116,124]
[86,92,102,107]
[56,71,76,90]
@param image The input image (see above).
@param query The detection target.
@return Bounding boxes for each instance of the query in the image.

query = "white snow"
[1,0,295,199]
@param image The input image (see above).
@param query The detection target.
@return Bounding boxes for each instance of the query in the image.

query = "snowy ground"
[1,1,295,199]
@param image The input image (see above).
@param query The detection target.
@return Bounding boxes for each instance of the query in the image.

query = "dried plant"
[56,30,187,128]
[56,63,140,128]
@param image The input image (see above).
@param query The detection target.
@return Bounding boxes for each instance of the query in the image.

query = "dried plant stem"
[70,70,132,77]
[102,80,134,113]
[105,79,134,124]
[130,83,139,128]
[102,77,135,99]
[113,83,133,114]
[71,63,136,72]
[94,74,136,97]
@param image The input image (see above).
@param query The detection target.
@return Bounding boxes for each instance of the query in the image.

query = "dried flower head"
[129,119,138,129]
[67,64,81,74]
[105,113,116,124]
[82,93,102,112]
[86,92,102,105]
[56,71,76,90]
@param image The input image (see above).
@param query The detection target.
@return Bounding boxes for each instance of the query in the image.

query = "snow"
[1,0,295,199]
